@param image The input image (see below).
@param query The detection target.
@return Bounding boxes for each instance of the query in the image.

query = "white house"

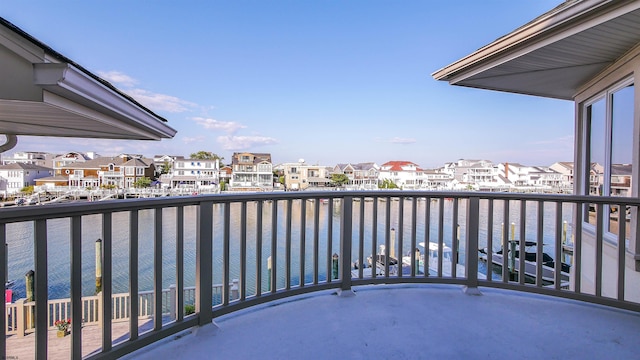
[168,157,220,191]
[379,161,424,189]
[443,159,496,187]
[0,163,53,197]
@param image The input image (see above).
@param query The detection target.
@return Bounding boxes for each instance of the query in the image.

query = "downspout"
[0,134,17,153]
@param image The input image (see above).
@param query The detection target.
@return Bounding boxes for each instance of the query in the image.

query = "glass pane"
[609,84,634,239]
[586,98,606,228]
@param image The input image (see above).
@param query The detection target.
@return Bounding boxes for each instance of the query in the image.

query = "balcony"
[2,191,639,359]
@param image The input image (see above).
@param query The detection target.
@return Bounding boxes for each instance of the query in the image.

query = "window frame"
[580,76,634,242]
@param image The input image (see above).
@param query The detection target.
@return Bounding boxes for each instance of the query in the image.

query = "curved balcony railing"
[1,191,639,359]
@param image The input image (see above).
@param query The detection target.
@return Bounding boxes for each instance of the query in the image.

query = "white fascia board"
[33,63,176,140]
[432,0,619,82]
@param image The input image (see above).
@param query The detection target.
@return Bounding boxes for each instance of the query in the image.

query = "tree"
[190,151,223,161]
[20,185,34,195]
[378,179,398,189]
[134,177,152,188]
[330,173,349,187]
[159,160,172,175]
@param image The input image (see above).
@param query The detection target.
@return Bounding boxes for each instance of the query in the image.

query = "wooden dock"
[6,318,157,359]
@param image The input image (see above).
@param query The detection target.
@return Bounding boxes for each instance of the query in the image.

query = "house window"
[125,167,134,175]
[582,78,634,241]
[136,168,144,176]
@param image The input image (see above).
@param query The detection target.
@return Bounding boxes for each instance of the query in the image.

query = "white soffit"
[0,17,177,143]
[432,1,640,100]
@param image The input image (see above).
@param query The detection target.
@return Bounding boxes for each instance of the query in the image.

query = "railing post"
[196,201,215,328]
[169,284,177,320]
[338,195,355,297]
[463,197,481,295]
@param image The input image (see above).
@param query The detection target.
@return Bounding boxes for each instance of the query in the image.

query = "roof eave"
[432,0,611,83]
[34,63,177,140]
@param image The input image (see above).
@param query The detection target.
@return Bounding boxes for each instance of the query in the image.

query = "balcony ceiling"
[0,17,176,149]
[432,0,640,100]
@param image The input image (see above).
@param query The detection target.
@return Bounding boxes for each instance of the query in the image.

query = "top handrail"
[1,190,638,224]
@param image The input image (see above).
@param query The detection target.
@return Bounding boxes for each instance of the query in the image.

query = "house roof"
[381,161,423,172]
[432,0,640,100]
[0,17,176,152]
[66,156,126,169]
[0,163,52,171]
[123,158,153,167]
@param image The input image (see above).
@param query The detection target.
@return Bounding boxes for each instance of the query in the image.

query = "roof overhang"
[432,0,640,100]
[0,17,177,151]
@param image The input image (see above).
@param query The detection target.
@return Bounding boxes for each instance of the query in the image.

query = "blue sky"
[3,1,573,168]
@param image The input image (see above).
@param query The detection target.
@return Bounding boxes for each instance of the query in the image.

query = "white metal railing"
[1,191,639,359]
[5,283,234,336]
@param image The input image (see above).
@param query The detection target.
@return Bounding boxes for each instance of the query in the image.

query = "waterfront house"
[332,162,379,190]
[496,162,565,190]
[550,161,576,188]
[420,168,455,190]
[1,151,51,167]
[378,160,424,189]
[229,152,273,191]
[433,0,640,301]
[443,159,496,187]
[0,163,53,197]
[277,159,331,191]
[166,156,220,191]
[58,155,154,189]
[51,152,95,176]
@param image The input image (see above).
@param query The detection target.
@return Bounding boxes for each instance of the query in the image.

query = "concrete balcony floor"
[127,284,640,359]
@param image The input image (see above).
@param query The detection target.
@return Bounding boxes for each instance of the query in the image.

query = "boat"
[5,279,15,288]
[352,241,469,278]
[403,242,468,277]
[478,240,570,284]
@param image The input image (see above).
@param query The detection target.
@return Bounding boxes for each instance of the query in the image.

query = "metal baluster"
[223,203,231,305]
[313,198,320,285]
[240,201,247,300]
[285,200,292,290]
[502,201,510,283]
[300,199,306,287]
[256,201,263,295]
[70,216,82,360]
[176,206,184,321]
[554,202,562,289]
[595,203,604,297]
[154,208,162,330]
[129,210,139,339]
[617,204,626,301]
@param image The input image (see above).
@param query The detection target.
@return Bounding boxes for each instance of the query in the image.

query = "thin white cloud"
[126,89,196,113]
[193,118,246,133]
[391,137,417,144]
[98,71,139,87]
[97,70,196,113]
[528,135,574,146]
[182,136,206,144]
[217,135,278,150]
